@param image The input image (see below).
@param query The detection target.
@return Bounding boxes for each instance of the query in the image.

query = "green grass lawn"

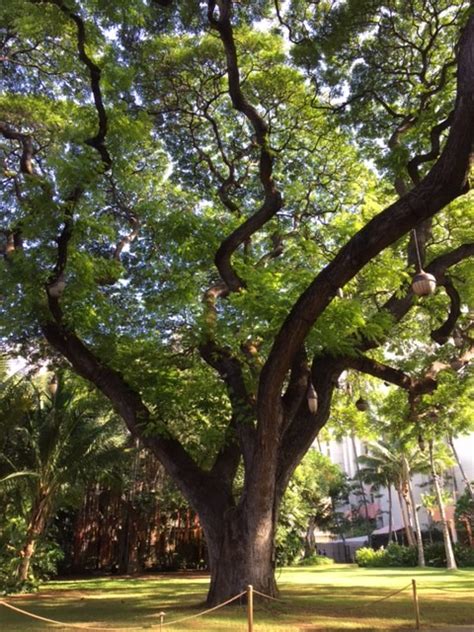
[1,565,473,631]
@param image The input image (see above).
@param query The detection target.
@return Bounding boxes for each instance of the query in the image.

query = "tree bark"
[203,502,279,605]
[429,441,457,570]
[17,493,51,582]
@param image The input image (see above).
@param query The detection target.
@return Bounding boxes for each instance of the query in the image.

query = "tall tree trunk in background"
[387,484,394,543]
[17,492,51,582]
[429,441,457,570]
[397,487,416,546]
[402,456,425,567]
[351,434,372,543]
[448,434,474,500]
[304,515,317,558]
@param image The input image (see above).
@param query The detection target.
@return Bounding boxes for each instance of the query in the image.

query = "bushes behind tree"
[355,542,474,568]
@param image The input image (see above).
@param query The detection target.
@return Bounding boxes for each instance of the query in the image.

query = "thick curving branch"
[30,0,111,169]
[40,320,221,512]
[431,277,462,345]
[345,355,413,390]
[199,282,256,466]
[407,112,454,185]
[208,0,282,291]
[258,14,474,432]
[276,240,474,491]
[0,122,34,175]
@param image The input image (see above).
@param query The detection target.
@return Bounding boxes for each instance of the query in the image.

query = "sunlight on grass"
[1,566,473,631]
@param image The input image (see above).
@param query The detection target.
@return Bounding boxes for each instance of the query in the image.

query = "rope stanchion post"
[412,579,420,630]
[247,584,254,632]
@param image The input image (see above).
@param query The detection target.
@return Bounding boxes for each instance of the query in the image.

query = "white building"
[314,433,474,559]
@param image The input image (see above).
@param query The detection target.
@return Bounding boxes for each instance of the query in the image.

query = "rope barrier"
[0,591,248,631]
[325,582,412,615]
[356,582,412,608]
[252,589,281,602]
[160,590,246,627]
[0,599,141,631]
[0,578,453,630]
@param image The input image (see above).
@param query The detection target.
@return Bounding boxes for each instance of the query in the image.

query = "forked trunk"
[204,505,278,606]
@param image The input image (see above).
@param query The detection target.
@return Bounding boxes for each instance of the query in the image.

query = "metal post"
[412,579,420,630]
[247,584,254,632]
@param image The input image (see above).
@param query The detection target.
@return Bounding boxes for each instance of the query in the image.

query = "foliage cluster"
[355,542,474,568]
[0,515,63,594]
[296,553,334,567]
[355,544,418,568]
[275,448,345,565]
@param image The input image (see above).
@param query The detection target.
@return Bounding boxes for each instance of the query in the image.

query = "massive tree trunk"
[204,504,279,605]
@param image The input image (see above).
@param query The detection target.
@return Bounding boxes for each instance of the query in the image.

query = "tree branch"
[40,321,217,510]
[431,276,461,344]
[258,14,474,431]
[30,0,111,169]
[208,0,282,291]
[0,122,34,175]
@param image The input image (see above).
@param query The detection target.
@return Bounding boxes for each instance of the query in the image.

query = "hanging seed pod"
[307,383,318,414]
[411,270,436,296]
[418,434,426,452]
[355,397,368,412]
[48,376,58,396]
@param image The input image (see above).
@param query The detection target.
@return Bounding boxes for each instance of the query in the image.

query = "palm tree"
[0,375,127,583]
[358,443,397,544]
[427,439,457,570]
[358,439,426,565]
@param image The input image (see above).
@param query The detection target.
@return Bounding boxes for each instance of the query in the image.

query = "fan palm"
[0,375,128,583]
[358,439,426,565]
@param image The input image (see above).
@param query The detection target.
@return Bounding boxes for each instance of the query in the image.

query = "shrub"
[425,543,446,567]
[424,542,474,568]
[355,544,417,567]
[454,544,474,567]
[355,547,386,567]
[297,553,334,566]
[384,543,417,567]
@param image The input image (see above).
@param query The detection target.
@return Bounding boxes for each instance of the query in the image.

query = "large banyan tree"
[1,0,473,604]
